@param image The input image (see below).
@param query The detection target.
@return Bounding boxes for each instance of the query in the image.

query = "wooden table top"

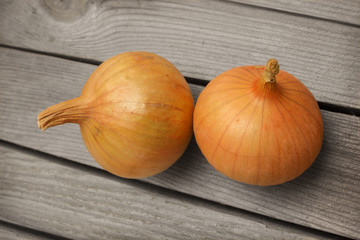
[0,0,359,239]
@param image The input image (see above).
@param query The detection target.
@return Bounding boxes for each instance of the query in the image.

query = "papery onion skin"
[38,52,194,178]
[193,59,323,186]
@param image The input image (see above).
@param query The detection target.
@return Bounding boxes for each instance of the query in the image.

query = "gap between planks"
[0,140,352,240]
[0,220,71,240]
[0,44,359,117]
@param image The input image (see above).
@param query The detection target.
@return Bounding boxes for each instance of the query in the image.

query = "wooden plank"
[0,144,336,240]
[0,222,58,240]
[0,47,359,238]
[0,0,359,108]
[231,0,360,25]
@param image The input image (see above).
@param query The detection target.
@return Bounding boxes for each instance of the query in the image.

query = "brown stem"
[261,59,279,84]
[37,97,88,131]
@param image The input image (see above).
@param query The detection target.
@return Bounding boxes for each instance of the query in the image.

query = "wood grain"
[0,47,359,238]
[231,0,360,25]
[0,0,359,108]
[0,222,58,240]
[0,144,335,240]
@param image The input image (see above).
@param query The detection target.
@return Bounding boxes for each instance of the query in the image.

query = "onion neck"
[37,97,88,131]
[258,59,279,90]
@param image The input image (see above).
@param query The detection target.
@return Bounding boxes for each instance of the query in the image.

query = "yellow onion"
[38,52,194,178]
[193,59,323,186]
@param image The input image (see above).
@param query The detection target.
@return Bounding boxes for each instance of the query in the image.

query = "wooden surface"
[0,222,59,240]
[0,47,359,239]
[1,0,359,108]
[0,0,359,239]
[232,0,360,25]
[0,143,338,240]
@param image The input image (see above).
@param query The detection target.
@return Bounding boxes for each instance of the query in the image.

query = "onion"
[38,52,194,178]
[193,59,323,186]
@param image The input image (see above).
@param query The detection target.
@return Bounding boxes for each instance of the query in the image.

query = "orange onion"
[193,59,323,186]
[38,52,194,178]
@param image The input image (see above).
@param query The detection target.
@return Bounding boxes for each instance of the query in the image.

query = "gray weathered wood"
[0,222,56,240]
[0,0,359,108]
[0,144,334,240]
[0,47,359,238]
[231,0,360,25]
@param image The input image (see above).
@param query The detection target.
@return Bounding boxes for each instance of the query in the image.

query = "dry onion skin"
[193,59,323,186]
[38,52,194,178]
